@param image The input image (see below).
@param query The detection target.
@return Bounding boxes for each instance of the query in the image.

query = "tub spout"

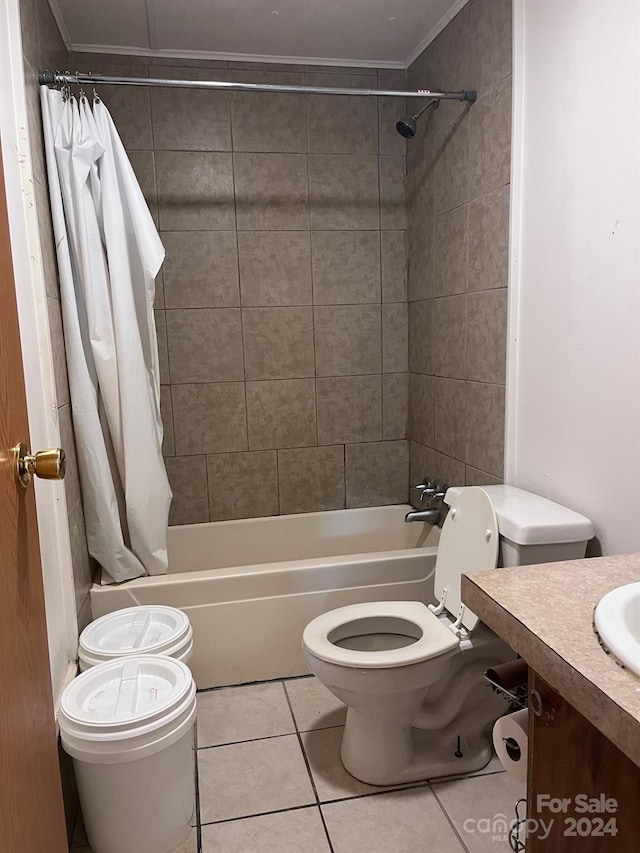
[404,508,440,524]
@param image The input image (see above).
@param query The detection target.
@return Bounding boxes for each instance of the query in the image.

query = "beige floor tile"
[284,676,347,732]
[201,806,331,852]
[322,787,465,853]
[198,734,315,823]
[432,771,526,852]
[301,726,415,802]
[197,683,295,747]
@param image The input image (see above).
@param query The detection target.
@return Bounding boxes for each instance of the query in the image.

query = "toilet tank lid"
[444,485,594,546]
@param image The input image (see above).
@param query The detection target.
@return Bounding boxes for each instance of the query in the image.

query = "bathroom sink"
[594,582,640,676]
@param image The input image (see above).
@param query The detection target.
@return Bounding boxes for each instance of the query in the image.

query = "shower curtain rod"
[38,70,476,102]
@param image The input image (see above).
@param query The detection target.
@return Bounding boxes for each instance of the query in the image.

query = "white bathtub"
[90,505,439,689]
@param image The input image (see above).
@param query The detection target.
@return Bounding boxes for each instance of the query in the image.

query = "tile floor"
[71,675,525,853]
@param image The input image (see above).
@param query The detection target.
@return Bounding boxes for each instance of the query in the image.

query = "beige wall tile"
[94,82,153,150]
[378,69,407,90]
[379,96,407,156]
[381,231,407,303]
[166,308,244,383]
[247,379,317,450]
[162,231,239,308]
[470,0,513,96]
[47,297,70,406]
[429,295,467,378]
[466,381,505,477]
[314,305,381,376]
[128,151,158,228]
[468,183,510,292]
[379,155,406,230]
[466,289,508,384]
[234,153,309,230]
[160,386,175,456]
[346,440,409,507]
[156,151,235,231]
[407,220,434,302]
[58,404,81,511]
[38,0,66,68]
[410,441,466,491]
[207,451,278,520]
[165,456,209,525]
[433,377,467,461]
[316,376,382,444]
[406,131,435,229]
[278,445,345,513]
[23,62,46,187]
[431,205,469,297]
[309,155,380,230]
[238,231,312,307]
[468,74,512,199]
[433,117,470,215]
[154,309,170,384]
[407,300,431,375]
[383,373,408,440]
[20,0,40,68]
[311,231,381,304]
[242,307,315,380]
[231,87,307,153]
[382,303,408,372]
[408,372,434,446]
[172,382,247,454]
[151,87,231,150]
[410,4,470,124]
[307,94,378,154]
[465,464,502,486]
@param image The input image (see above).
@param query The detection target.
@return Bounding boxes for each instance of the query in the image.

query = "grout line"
[193,721,203,853]
[430,783,472,853]
[197,730,300,751]
[197,672,313,693]
[199,802,318,829]
[283,679,335,853]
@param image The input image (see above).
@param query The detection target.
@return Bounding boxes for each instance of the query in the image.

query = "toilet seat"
[302,601,459,669]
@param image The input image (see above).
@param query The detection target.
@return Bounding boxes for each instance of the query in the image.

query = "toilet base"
[339,657,508,786]
[341,714,495,787]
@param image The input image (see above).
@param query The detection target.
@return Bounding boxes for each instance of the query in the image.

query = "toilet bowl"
[303,485,594,786]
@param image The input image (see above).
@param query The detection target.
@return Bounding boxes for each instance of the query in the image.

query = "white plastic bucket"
[59,656,197,853]
[78,605,193,671]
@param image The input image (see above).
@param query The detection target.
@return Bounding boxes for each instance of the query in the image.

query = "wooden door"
[0,146,68,850]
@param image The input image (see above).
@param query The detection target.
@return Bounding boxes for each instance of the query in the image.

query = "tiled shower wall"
[20,0,93,630]
[66,55,411,523]
[406,0,512,489]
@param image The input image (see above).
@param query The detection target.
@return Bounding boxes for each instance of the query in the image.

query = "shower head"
[396,98,440,138]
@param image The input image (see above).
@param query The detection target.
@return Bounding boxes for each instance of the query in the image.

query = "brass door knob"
[14,443,66,489]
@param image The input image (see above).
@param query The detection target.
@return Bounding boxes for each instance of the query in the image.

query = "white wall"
[507,0,640,555]
[0,0,78,707]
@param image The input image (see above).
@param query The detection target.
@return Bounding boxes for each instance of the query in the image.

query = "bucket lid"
[60,656,193,734]
[79,606,191,661]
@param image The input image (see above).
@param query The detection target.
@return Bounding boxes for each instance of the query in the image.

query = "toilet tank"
[444,485,594,568]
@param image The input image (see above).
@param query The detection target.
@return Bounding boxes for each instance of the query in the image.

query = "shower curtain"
[40,87,171,583]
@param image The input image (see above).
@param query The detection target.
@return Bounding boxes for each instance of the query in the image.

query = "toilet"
[303,485,593,786]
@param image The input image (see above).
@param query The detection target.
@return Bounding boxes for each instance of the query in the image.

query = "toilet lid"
[435,487,498,631]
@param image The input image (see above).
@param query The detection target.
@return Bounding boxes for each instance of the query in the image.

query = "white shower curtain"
[40,87,172,583]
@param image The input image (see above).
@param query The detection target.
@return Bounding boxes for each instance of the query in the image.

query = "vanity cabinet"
[526,672,640,851]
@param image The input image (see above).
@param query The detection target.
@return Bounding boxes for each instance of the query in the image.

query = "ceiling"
[50,0,466,68]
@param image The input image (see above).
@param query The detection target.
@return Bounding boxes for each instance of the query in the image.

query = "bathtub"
[90,505,439,689]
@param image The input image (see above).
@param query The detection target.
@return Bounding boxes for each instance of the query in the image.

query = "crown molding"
[403,0,470,68]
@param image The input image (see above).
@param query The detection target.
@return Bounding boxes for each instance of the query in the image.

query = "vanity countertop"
[461,553,640,768]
